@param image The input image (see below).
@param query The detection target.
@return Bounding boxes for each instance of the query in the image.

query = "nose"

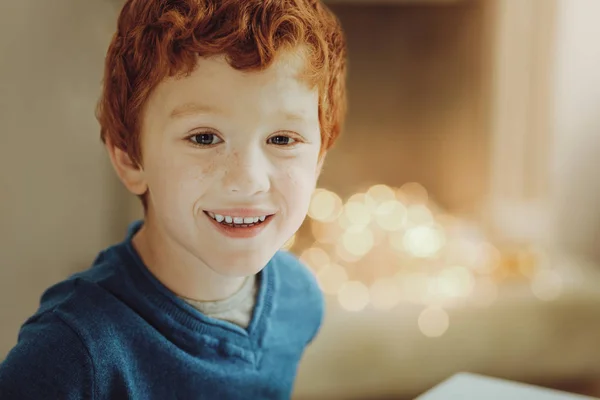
[222,150,271,196]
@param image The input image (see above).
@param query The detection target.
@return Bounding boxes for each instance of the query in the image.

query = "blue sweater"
[0,221,324,399]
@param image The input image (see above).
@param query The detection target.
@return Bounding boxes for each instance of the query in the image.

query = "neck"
[131,217,246,302]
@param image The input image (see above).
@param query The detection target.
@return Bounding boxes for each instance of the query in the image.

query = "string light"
[308,189,342,222]
[300,184,548,337]
[338,281,370,312]
[418,306,449,337]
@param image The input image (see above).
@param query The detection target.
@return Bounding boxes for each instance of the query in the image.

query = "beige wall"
[0,0,126,358]
[320,1,489,216]
[551,0,600,262]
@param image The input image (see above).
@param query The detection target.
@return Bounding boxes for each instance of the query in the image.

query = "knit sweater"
[0,221,324,399]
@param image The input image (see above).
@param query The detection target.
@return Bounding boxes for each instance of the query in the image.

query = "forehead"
[147,51,318,120]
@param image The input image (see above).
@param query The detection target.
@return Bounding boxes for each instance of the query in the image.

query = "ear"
[105,138,148,196]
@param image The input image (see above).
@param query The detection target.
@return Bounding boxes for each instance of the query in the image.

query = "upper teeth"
[208,212,267,224]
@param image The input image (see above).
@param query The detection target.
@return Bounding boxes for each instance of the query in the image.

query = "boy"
[0,0,347,398]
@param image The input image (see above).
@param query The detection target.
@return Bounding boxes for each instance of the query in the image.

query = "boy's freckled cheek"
[283,166,315,192]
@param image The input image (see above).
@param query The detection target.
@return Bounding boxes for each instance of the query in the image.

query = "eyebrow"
[169,102,312,123]
[169,103,222,119]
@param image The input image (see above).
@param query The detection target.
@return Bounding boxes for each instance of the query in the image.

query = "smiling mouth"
[203,211,274,228]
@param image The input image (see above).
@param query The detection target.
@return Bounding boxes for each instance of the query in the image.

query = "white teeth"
[207,212,270,225]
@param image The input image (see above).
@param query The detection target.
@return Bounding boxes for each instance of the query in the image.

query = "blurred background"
[1,0,600,398]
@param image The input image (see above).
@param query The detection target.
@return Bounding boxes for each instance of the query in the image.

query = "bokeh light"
[342,225,374,257]
[308,189,343,222]
[338,281,370,312]
[406,204,435,226]
[374,201,407,231]
[300,183,548,330]
[343,200,372,226]
[436,266,475,298]
[418,306,449,337]
[365,184,396,212]
[311,219,343,244]
[316,263,348,295]
[335,242,363,263]
[403,225,445,258]
[300,246,330,273]
[399,182,429,204]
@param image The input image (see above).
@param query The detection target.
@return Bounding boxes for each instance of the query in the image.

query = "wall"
[551,0,600,263]
[318,1,489,216]
[0,0,123,358]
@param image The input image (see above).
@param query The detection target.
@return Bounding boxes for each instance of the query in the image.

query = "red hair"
[96,0,347,166]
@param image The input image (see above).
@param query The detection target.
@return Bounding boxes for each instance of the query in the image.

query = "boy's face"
[124,52,322,277]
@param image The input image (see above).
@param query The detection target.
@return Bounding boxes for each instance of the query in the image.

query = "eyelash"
[185,132,301,148]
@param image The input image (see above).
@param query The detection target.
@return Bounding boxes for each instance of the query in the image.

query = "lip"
[204,212,275,239]
[203,208,277,217]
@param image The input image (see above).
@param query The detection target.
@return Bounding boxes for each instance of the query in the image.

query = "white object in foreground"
[417,372,598,400]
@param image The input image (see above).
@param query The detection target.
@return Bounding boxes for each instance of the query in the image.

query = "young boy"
[0,0,346,398]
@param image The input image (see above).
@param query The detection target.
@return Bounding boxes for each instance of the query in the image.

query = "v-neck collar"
[114,220,275,353]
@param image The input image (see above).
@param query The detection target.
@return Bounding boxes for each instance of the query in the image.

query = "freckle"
[203,160,217,174]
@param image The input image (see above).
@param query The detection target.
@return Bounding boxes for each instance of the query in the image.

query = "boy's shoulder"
[269,250,325,344]
[271,250,321,295]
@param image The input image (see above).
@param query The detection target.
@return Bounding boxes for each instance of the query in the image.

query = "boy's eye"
[268,135,297,146]
[189,133,223,146]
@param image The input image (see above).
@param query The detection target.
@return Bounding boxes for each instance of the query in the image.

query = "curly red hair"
[96,0,347,168]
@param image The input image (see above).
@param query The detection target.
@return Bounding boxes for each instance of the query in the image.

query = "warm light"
[337,209,353,229]
[443,238,480,267]
[396,271,430,304]
[436,266,474,298]
[316,263,348,295]
[531,270,563,301]
[399,182,429,204]
[370,279,402,310]
[300,247,330,273]
[342,225,374,257]
[374,200,407,231]
[403,225,445,258]
[335,242,363,263]
[418,306,449,337]
[347,193,367,204]
[343,201,372,226]
[282,234,296,250]
[470,277,498,307]
[389,231,405,253]
[365,184,396,211]
[406,204,434,226]
[308,189,342,222]
[338,281,370,311]
[472,243,501,274]
[310,219,343,244]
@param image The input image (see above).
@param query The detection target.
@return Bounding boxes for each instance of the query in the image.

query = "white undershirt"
[179,274,258,328]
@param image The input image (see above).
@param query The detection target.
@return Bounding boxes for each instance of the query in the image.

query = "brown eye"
[268,135,296,146]
[189,133,222,146]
